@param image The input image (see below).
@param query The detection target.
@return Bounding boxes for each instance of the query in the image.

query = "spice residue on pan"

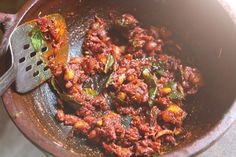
[45,13,203,157]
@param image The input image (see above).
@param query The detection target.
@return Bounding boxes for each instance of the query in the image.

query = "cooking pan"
[0,0,236,156]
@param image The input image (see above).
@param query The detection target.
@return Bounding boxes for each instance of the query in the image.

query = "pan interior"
[4,0,236,156]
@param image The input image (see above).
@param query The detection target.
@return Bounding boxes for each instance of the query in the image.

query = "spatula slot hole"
[33,71,39,77]
[37,60,43,66]
[19,57,25,63]
[23,44,30,50]
[44,66,50,71]
[41,47,48,52]
[26,65,32,71]
[30,51,37,57]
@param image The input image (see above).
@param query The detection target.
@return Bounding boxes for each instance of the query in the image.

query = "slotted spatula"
[0,14,68,95]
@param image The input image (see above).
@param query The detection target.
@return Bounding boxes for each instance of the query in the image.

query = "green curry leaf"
[152,61,165,76]
[143,69,156,86]
[51,78,81,108]
[148,87,158,106]
[82,88,99,97]
[105,73,113,87]
[169,91,184,100]
[104,54,115,73]
[165,81,184,100]
[143,69,158,106]
[31,28,44,52]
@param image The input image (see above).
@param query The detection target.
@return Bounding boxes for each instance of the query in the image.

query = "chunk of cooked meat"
[50,13,203,157]
[83,16,112,55]
[103,143,133,157]
[114,13,139,29]
[180,66,204,95]
[120,79,149,104]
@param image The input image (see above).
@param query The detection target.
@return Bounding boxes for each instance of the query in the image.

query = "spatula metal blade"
[10,24,52,93]
[9,14,68,93]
